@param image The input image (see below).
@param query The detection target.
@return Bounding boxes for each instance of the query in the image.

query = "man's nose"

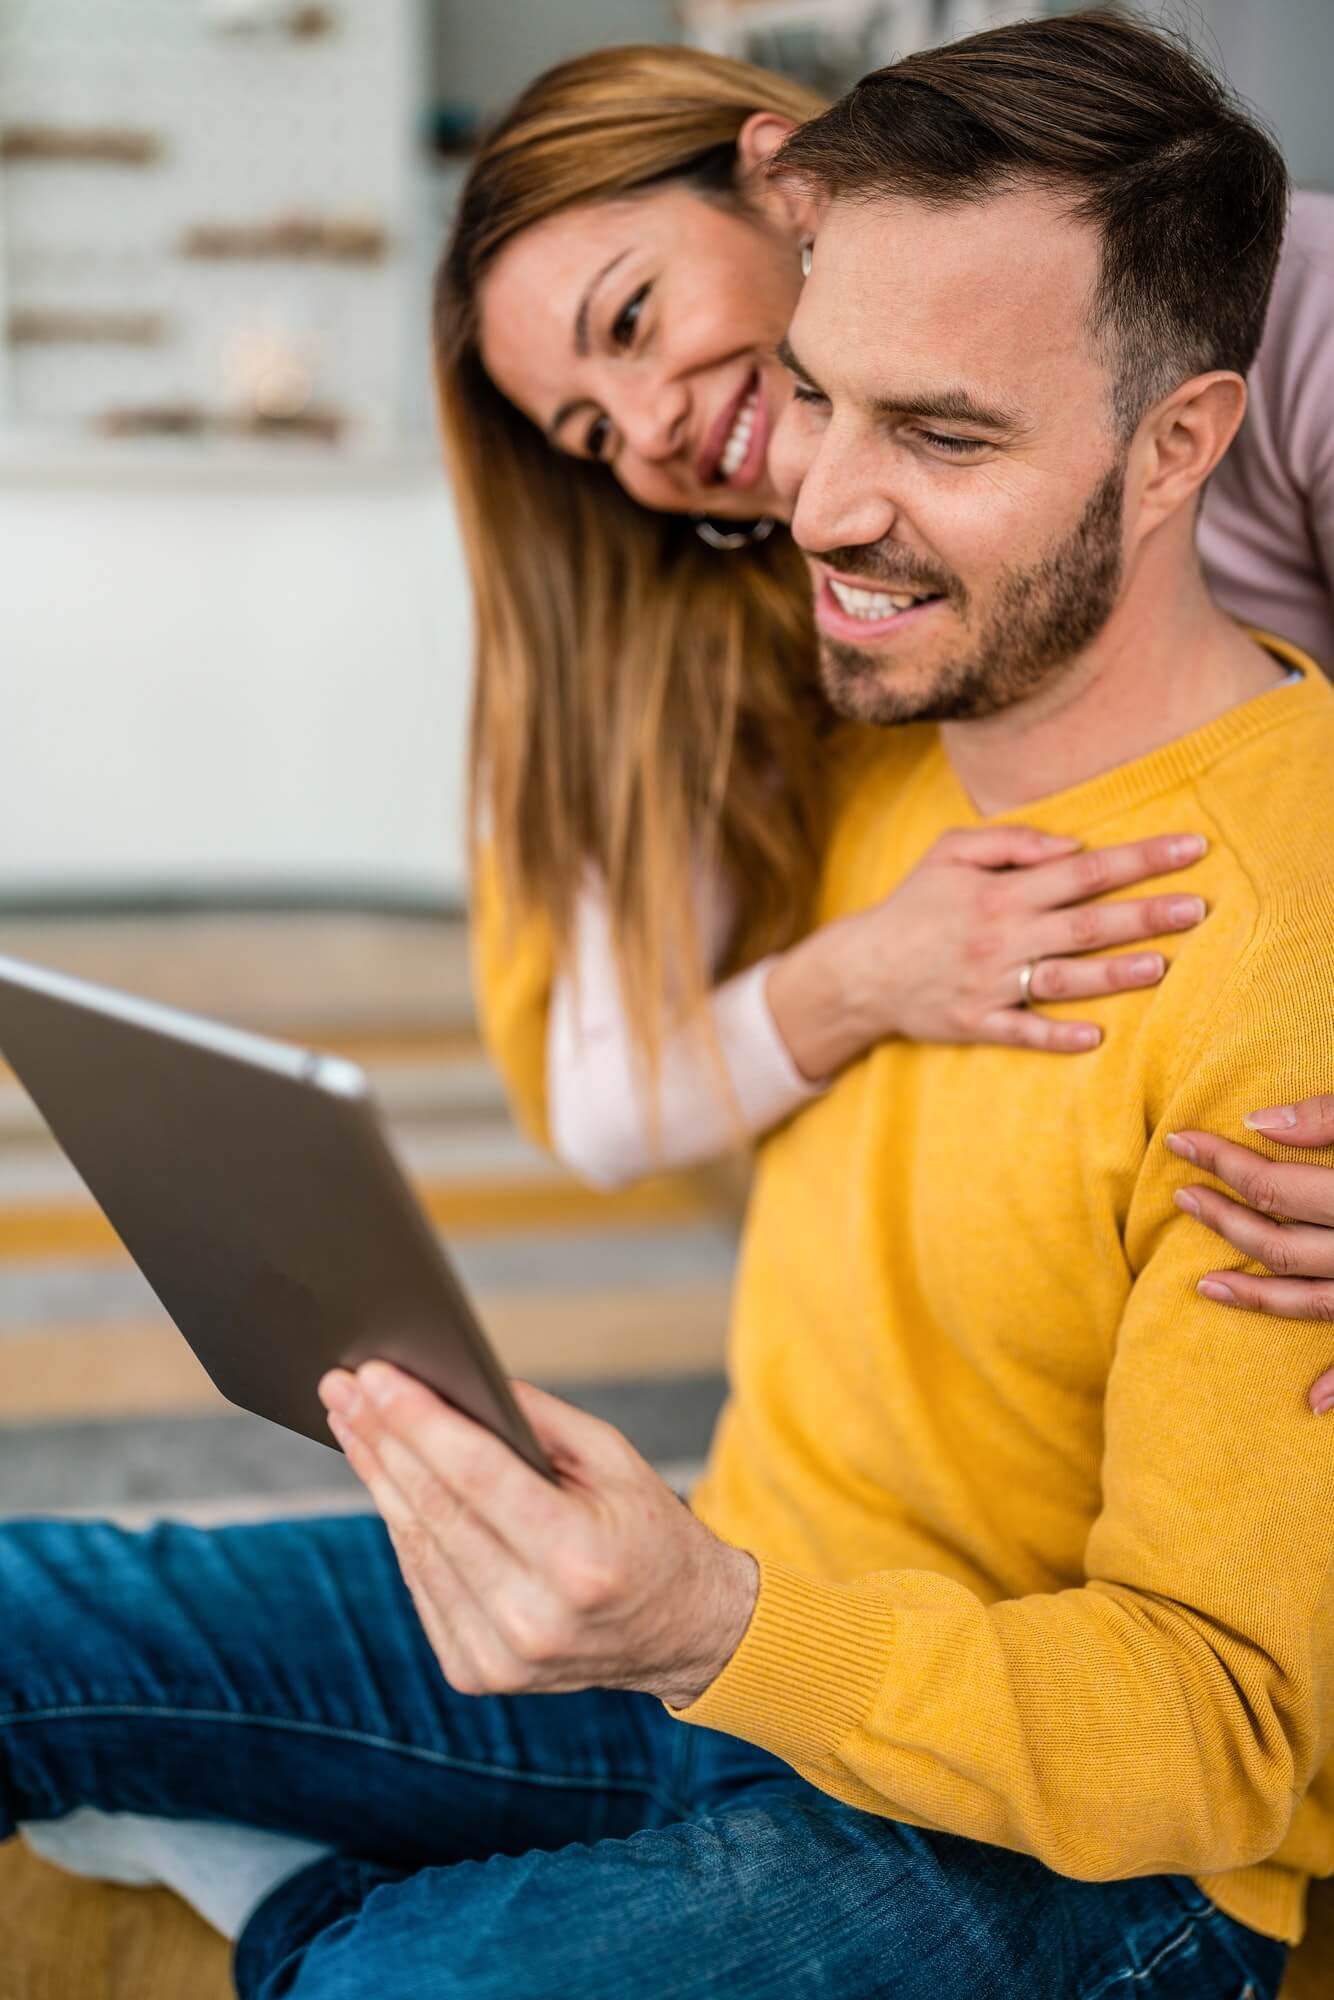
[615,373,689,464]
[787,421,900,558]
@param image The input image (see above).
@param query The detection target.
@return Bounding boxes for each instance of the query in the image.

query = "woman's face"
[478,166,808,523]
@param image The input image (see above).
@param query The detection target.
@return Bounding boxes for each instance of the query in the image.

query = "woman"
[438,44,1334,1358]
[442,43,1222,1177]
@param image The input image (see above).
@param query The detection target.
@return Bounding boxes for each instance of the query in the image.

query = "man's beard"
[816,457,1127,728]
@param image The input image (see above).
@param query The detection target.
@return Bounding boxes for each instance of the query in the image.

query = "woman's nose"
[615,374,690,464]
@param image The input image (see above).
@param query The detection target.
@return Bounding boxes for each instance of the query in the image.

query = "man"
[8,13,1330,1997]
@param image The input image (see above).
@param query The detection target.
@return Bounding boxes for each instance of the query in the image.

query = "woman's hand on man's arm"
[1168,1095,1334,1410]
[765,825,1210,1082]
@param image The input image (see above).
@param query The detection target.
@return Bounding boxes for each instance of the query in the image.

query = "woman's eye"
[791,384,828,409]
[612,284,650,349]
[585,414,612,459]
[919,430,985,456]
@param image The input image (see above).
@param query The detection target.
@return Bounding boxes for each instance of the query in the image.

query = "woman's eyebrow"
[574,250,631,357]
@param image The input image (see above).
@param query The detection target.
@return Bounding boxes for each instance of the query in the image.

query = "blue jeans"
[0,1513,1288,1999]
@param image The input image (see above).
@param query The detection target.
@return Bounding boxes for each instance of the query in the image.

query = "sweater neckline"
[924,633,1327,833]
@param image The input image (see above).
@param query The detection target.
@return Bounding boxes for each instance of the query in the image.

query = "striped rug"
[0,910,738,1525]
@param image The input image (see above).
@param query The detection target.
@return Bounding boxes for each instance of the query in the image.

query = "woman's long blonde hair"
[434,45,829,1073]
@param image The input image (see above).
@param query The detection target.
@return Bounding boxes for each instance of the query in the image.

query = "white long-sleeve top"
[546,869,823,1188]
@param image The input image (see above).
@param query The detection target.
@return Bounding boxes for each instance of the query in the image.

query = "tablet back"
[0,952,549,1474]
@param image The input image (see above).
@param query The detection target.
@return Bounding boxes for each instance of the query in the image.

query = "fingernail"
[1314,1396,1334,1416]
[1165,1132,1197,1161]
[358,1362,397,1408]
[1174,1189,1201,1216]
[319,1371,356,1414]
[1198,1279,1235,1303]
[1244,1104,1297,1131]
[1039,833,1079,848]
[1168,835,1207,862]
[1168,896,1206,925]
[1128,953,1164,981]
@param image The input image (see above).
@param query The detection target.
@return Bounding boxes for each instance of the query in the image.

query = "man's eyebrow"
[777,336,1028,435]
[870,385,1030,434]
[776,335,821,392]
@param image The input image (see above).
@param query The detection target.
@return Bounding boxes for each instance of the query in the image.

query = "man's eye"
[920,430,985,456]
[585,414,612,459]
[791,384,828,408]
[612,284,649,348]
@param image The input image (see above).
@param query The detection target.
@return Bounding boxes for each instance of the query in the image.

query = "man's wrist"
[658,1542,760,1711]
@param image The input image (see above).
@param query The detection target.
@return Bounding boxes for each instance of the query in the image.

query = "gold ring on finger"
[1018,960,1039,1008]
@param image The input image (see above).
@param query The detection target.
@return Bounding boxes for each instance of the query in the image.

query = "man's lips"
[815,568,948,644]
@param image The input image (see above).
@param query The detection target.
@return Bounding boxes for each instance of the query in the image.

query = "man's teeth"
[828,578,931,620]
[719,385,759,479]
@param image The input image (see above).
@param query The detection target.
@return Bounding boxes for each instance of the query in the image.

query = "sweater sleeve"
[548,868,824,1190]
[469,845,556,1149]
[678,918,1334,1893]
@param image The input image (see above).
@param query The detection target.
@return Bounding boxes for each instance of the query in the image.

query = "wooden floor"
[0,1838,231,2000]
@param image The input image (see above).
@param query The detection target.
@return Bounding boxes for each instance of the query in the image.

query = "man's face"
[770,188,1130,727]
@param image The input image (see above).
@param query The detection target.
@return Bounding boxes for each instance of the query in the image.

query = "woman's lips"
[696,368,768,495]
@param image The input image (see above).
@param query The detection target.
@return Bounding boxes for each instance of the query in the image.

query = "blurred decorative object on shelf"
[203,0,339,33]
[223,325,318,419]
[287,4,338,36]
[96,401,346,443]
[97,402,208,438]
[8,308,168,346]
[0,125,163,166]
[425,102,480,162]
[180,213,388,261]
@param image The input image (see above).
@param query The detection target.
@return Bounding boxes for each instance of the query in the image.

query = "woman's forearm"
[763,919,880,1083]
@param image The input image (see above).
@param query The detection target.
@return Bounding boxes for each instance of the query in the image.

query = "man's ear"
[1134,371,1247,534]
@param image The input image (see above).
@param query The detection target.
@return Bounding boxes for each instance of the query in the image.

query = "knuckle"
[1261,1228,1302,1276]
[501,1604,564,1665]
[1073,848,1112,895]
[1238,1166,1284,1215]
[561,1552,622,1613]
[973,879,1010,925]
[1316,1094,1334,1129]
[396,1521,437,1575]
[1066,905,1106,951]
[1310,1290,1334,1325]
[1036,958,1071,1000]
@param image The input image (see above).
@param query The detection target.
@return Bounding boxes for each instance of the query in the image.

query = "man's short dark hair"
[776,8,1289,435]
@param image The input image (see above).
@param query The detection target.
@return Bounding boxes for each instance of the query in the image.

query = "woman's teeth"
[719,384,759,480]
[829,579,932,621]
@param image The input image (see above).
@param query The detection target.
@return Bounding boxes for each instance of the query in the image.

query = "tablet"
[0,951,552,1477]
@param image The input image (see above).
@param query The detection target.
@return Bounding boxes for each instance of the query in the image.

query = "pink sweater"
[549,192,1334,1184]
[1199,189,1334,671]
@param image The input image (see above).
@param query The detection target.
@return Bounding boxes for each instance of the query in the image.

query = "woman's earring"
[800,240,813,278]
[692,515,776,551]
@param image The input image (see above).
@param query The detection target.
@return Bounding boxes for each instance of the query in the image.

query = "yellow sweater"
[679,638,1334,1946]
[474,639,1334,1946]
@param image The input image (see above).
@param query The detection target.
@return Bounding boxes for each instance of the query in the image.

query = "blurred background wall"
[1,0,1329,909]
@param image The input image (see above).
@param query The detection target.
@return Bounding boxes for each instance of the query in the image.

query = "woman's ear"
[735,111,797,175]
[736,111,819,243]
